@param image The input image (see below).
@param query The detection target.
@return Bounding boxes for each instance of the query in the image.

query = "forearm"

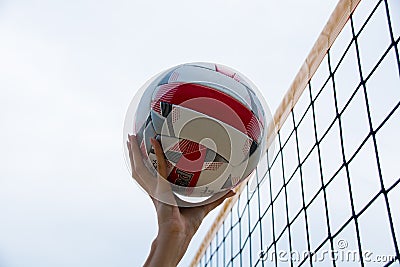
[144,232,193,267]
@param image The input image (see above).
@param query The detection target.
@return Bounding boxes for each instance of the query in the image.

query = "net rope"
[191,0,400,265]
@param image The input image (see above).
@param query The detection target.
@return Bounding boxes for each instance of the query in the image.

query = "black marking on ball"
[175,169,194,187]
[160,102,173,117]
[249,141,258,156]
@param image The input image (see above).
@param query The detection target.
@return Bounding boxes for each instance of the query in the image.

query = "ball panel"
[151,83,263,142]
[215,64,236,78]
[168,166,202,187]
[186,62,216,71]
[157,66,181,86]
[134,67,176,133]
[165,65,259,112]
[154,104,255,166]
[192,81,249,109]
[146,135,232,191]
[214,63,266,122]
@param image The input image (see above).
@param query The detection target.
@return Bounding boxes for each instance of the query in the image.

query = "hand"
[127,135,235,267]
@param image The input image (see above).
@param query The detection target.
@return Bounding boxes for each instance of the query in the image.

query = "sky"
[3,0,396,266]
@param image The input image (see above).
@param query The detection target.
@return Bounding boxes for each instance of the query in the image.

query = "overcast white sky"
[3,0,398,266]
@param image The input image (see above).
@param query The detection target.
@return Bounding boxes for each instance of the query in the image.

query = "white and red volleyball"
[124,62,270,199]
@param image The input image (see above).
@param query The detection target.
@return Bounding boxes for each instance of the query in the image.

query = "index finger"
[128,135,157,194]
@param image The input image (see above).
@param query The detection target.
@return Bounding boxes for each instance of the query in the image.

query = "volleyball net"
[191,0,400,266]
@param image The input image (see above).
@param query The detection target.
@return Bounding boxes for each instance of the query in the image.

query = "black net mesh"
[196,0,400,266]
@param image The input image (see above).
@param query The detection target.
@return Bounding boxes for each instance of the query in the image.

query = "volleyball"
[124,62,270,199]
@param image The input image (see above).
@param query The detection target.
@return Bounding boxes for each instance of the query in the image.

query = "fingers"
[128,135,234,211]
[127,135,179,208]
[127,135,157,198]
[126,139,135,172]
[128,135,149,177]
[127,139,147,191]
